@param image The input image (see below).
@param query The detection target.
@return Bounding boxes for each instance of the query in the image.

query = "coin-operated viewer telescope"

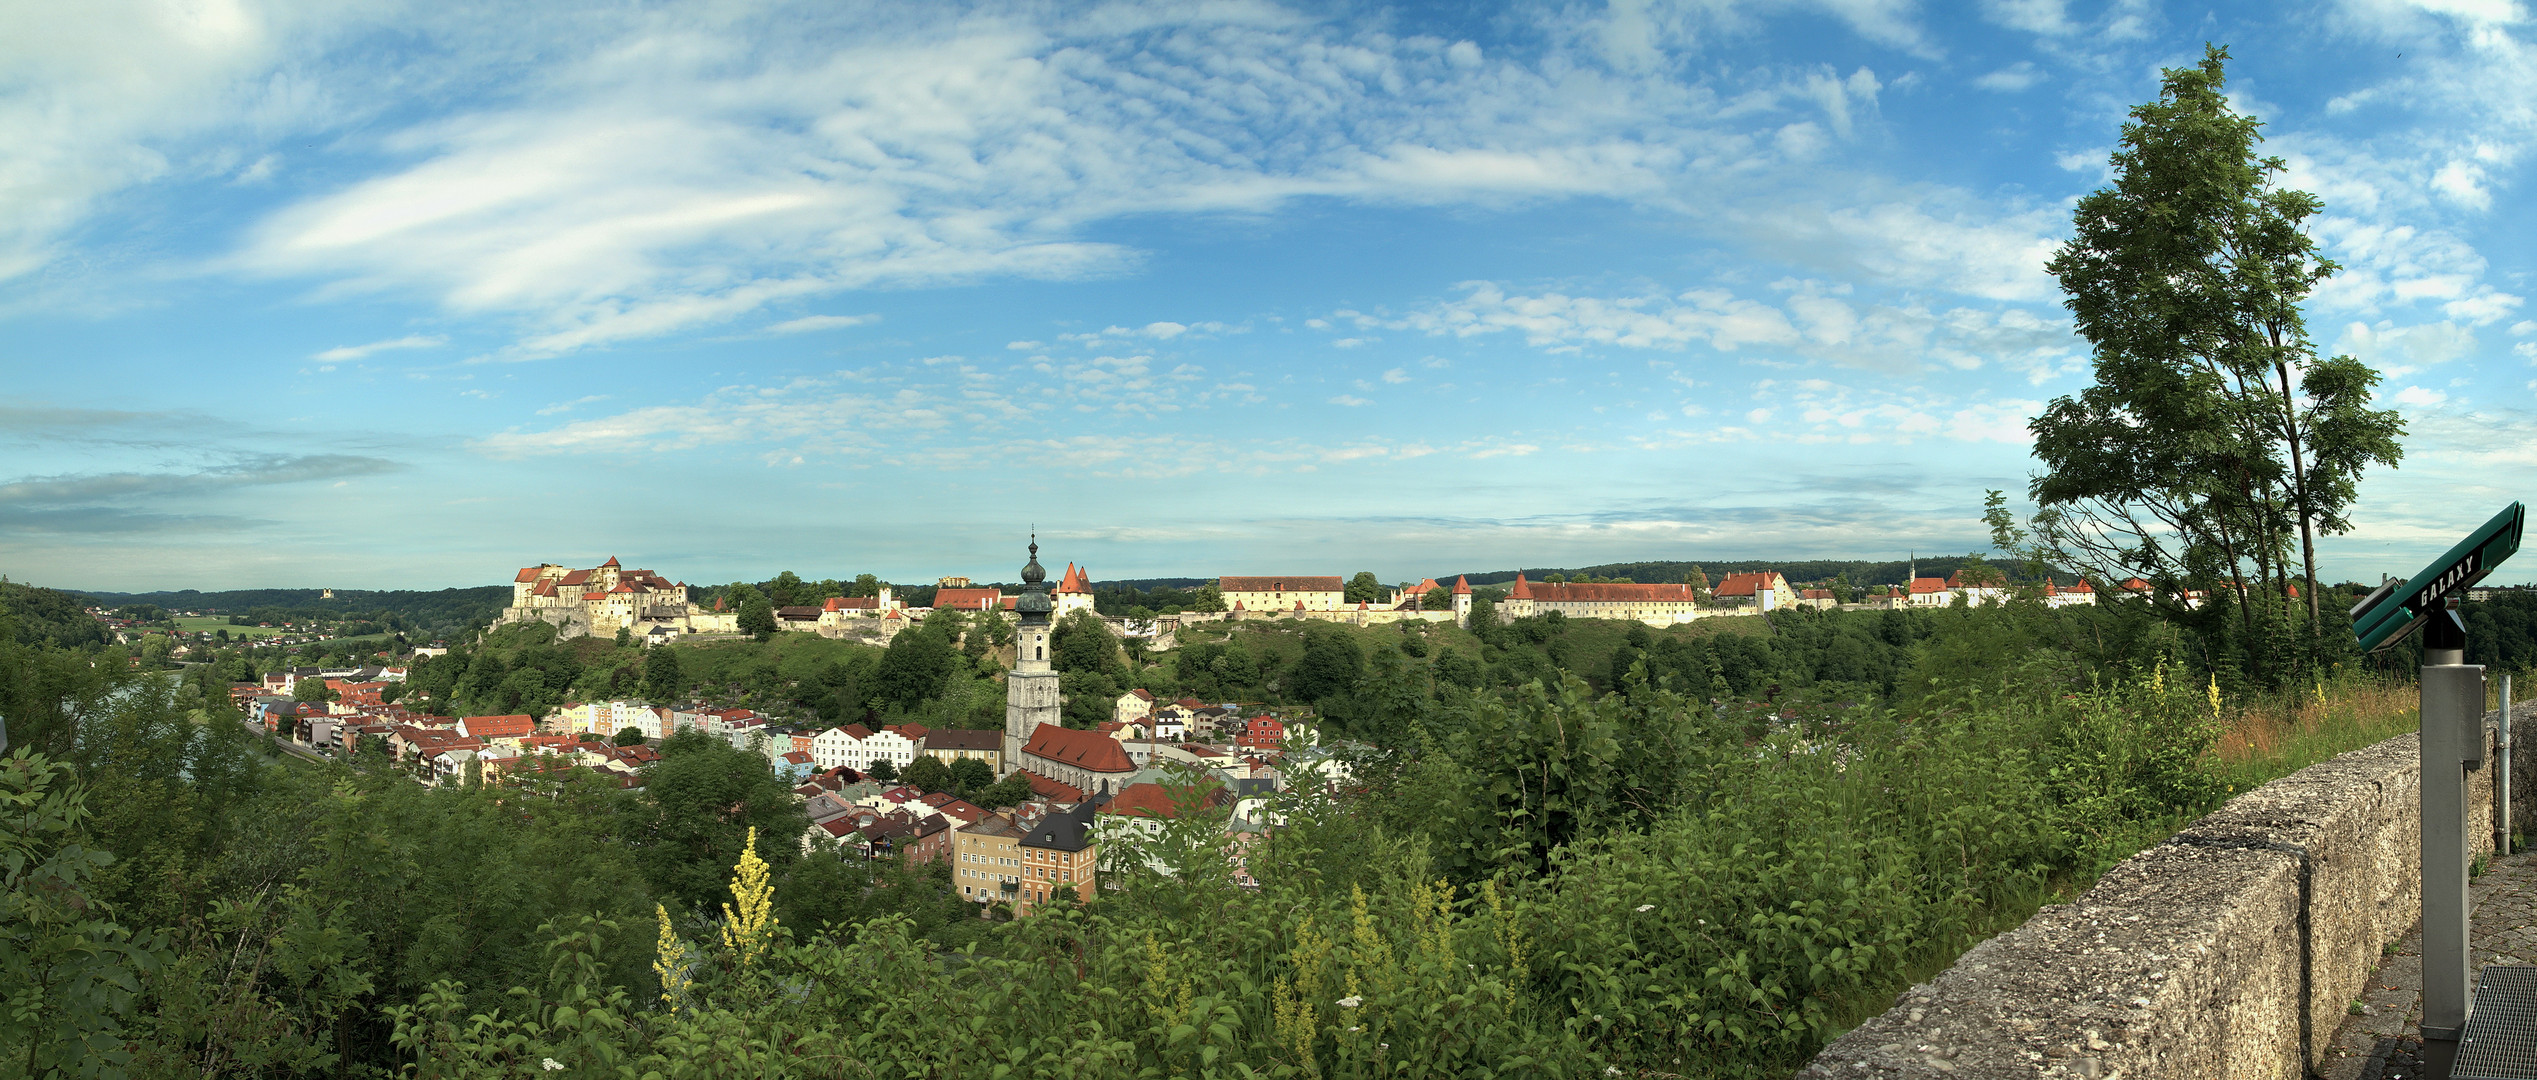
[2353,502,2528,1078]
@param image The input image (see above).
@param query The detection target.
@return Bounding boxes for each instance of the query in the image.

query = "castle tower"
[1507,572,1535,618]
[1003,536,1062,775]
[1451,575,1473,629]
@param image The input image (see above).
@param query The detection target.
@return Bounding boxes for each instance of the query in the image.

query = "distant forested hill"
[70,585,510,639]
[0,580,108,648]
[1453,557,2009,588]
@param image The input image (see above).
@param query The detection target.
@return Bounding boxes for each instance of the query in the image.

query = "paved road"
[242,718,327,766]
[2320,848,2537,1079]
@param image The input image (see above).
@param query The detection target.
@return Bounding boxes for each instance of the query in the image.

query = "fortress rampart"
[1803,711,2524,1079]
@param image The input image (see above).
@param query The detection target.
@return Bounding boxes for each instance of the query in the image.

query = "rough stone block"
[1804,713,2505,1079]
[1799,842,2302,1078]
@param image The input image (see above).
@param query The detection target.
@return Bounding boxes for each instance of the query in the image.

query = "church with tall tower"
[999,535,1139,798]
[1002,537,1063,772]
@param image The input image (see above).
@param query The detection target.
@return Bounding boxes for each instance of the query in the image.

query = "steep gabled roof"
[1019,770,1088,804]
[921,728,1000,752]
[934,587,1003,610]
[458,714,535,740]
[1452,576,1471,595]
[1712,572,1785,598]
[1056,563,1092,594]
[1019,800,1100,852]
[1022,725,1137,773]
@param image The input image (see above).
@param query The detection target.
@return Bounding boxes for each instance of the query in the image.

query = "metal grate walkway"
[2456,965,2537,1080]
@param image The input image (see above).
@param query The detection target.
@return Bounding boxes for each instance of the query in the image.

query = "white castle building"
[496,557,740,638]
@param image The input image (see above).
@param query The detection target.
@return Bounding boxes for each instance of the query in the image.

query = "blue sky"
[4,0,2533,592]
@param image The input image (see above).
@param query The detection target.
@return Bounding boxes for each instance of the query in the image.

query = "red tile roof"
[515,567,544,582]
[559,569,594,586]
[460,714,535,740]
[1019,770,1088,803]
[1056,563,1092,593]
[601,556,620,567]
[1219,576,1344,593]
[1453,575,1471,595]
[1712,572,1785,598]
[1021,726,1137,773]
[1100,780,1227,819]
[1533,582,1697,603]
[934,587,1003,610]
[1909,576,1950,595]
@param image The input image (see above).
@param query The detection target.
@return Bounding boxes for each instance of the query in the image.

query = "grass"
[172,615,285,637]
[2212,676,2426,791]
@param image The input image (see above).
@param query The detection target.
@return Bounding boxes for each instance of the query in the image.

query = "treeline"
[8,575,2350,1078]
[399,611,1016,729]
[68,585,510,641]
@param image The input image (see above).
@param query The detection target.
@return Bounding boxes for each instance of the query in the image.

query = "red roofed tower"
[1506,572,1536,617]
[1053,562,1096,619]
[1452,576,1473,628]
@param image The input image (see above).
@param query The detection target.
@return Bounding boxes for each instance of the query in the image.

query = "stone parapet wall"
[1801,712,2501,1079]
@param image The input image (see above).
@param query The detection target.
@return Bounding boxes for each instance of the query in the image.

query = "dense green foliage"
[69,586,510,644]
[9,558,2423,1080]
[0,583,108,649]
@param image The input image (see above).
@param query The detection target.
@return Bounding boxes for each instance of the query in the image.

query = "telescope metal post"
[2421,610,2481,1077]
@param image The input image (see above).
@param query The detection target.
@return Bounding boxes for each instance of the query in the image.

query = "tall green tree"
[872,621,956,712]
[2031,44,2403,672]
[642,644,683,703]
[900,755,953,793]
[737,593,778,642]
[1343,572,1384,605]
[947,757,995,799]
[626,731,806,911]
[765,571,805,607]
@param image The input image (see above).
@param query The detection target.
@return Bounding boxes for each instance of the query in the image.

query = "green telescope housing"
[2352,501,2525,653]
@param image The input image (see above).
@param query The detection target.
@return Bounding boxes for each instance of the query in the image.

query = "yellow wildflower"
[721,826,779,967]
[653,903,690,1013]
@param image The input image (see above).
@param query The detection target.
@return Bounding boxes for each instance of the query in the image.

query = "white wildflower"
[1635,904,1655,913]
[1607,1068,1623,1077]
[1337,995,1363,1008]
[542,1060,565,1073]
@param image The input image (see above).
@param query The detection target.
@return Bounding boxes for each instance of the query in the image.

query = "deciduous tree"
[2032,44,2403,675]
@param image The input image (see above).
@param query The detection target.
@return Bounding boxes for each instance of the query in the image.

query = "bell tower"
[1002,535,1062,775]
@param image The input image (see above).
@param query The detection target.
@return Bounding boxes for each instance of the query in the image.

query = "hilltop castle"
[496,558,738,638]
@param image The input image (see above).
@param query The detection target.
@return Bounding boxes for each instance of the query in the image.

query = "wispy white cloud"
[1367,279,2082,378]
[766,313,875,334]
[1974,61,2047,91]
[311,334,447,362]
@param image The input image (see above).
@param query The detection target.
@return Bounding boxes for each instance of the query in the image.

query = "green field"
[171,615,286,638]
